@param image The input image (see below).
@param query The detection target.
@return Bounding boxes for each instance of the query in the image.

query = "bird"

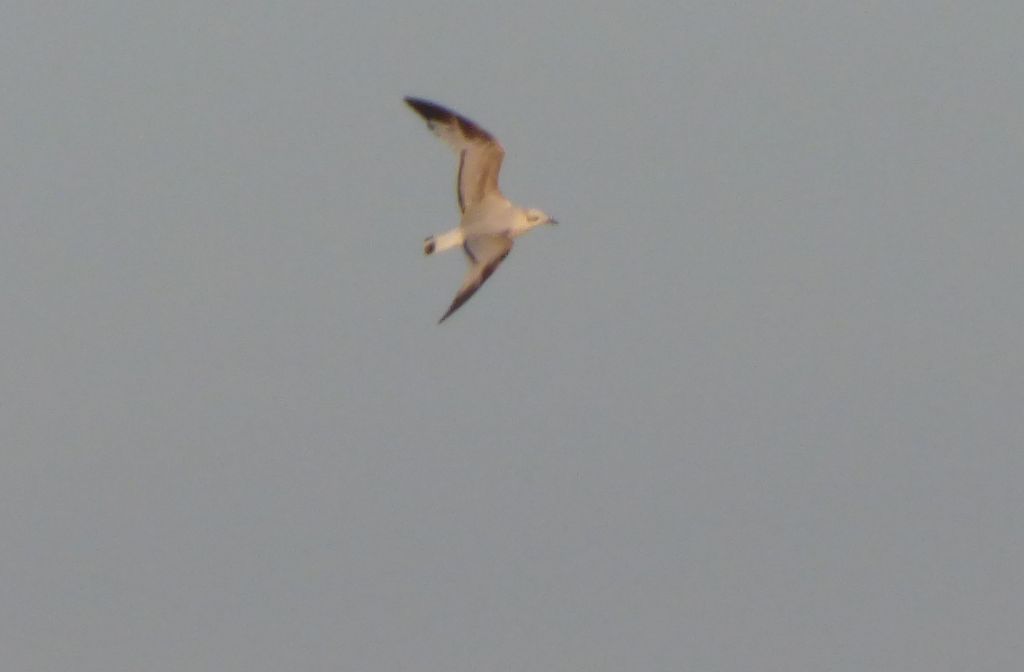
[404,97,557,323]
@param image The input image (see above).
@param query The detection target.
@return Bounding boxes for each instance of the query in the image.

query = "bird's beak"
[548,217,558,225]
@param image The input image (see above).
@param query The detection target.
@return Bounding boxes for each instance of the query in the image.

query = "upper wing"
[405,97,506,213]
[437,235,514,323]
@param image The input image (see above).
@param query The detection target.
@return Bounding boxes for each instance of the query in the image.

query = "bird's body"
[427,197,539,253]
[404,97,556,323]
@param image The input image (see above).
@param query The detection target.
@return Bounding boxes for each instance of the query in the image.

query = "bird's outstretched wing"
[405,97,506,213]
[438,235,513,323]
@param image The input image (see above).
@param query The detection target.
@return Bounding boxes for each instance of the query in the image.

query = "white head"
[524,208,558,228]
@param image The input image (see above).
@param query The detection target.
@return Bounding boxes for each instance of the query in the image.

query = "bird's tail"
[423,227,463,255]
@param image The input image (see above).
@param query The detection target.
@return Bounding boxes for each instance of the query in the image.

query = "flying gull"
[404,97,557,323]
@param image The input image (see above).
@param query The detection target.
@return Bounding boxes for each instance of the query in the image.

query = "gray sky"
[3,2,1022,670]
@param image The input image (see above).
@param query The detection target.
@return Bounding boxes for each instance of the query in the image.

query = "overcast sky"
[2,2,1022,670]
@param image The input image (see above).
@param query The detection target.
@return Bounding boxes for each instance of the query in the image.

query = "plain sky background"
[2,2,1022,670]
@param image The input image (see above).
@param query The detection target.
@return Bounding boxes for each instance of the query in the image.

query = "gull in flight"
[405,97,557,323]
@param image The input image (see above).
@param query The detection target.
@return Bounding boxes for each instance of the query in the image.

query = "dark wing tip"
[404,97,454,122]
[404,96,494,143]
[437,293,468,324]
[437,307,456,324]
[436,246,511,324]
[437,282,478,323]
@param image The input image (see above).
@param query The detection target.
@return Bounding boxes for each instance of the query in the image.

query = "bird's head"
[525,208,558,227]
